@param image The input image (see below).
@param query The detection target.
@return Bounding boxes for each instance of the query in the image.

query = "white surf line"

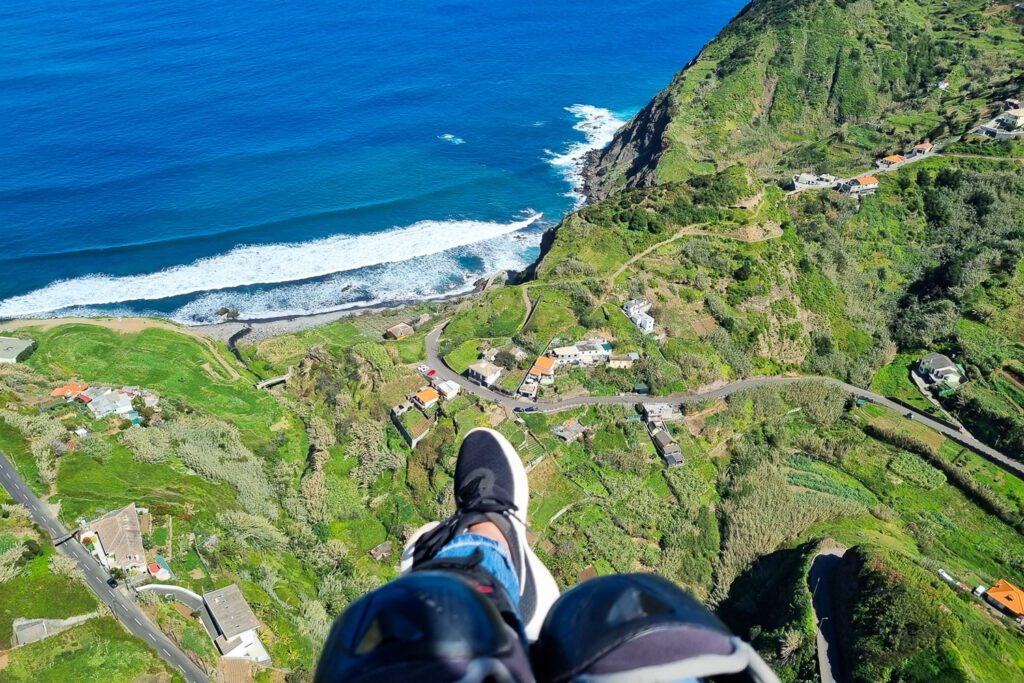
[546,104,627,205]
[0,212,542,317]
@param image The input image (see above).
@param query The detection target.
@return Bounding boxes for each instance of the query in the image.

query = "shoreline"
[0,272,507,343]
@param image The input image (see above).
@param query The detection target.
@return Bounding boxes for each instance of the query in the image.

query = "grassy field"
[0,503,98,648]
[443,286,526,341]
[444,339,483,374]
[55,443,232,522]
[24,325,294,447]
[0,617,177,682]
[871,354,942,417]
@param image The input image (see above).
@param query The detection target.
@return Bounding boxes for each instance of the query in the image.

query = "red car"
[426,369,437,377]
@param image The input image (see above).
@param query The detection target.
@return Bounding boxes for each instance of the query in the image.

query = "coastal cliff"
[582,0,1024,200]
[579,85,675,202]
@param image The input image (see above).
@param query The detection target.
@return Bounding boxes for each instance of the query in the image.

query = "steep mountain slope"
[583,0,1024,199]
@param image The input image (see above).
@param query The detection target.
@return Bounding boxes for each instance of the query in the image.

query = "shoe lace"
[412,476,520,566]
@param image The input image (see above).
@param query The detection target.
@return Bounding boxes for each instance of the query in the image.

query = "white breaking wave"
[546,104,627,205]
[166,227,543,323]
[438,133,466,144]
[0,212,541,318]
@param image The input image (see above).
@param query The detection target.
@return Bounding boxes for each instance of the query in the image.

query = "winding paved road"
[0,451,209,683]
[426,324,1023,478]
[809,548,847,683]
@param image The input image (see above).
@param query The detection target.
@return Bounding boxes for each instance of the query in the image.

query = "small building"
[391,401,432,448]
[148,562,171,581]
[83,504,147,574]
[649,426,682,467]
[843,176,879,194]
[412,387,440,411]
[623,299,652,317]
[985,579,1024,620]
[529,355,556,378]
[551,339,613,367]
[467,360,502,387]
[791,173,839,190]
[369,541,393,561]
[879,154,905,167]
[1000,108,1024,130]
[0,337,35,364]
[607,352,640,370]
[553,418,588,444]
[629,311,655,333]
[435,380,461,401]
[383,322,415,340]
[51,384,89,400]
[643,403,680,422]
[623,300,656,333]
[1005,98,1022,111]
[79,387,136,420]
[518,380,539,399]
[918,353,965,388]
[910,142,934,157]
[204,585,271,664]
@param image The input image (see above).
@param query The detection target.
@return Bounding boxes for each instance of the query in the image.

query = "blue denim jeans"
[434,532,521,617]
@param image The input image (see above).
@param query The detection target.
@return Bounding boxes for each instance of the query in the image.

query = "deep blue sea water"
[0,0,745,323]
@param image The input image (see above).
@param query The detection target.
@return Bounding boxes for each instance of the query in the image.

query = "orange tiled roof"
[858,176,879,185]
[882,155,905,163]
[414,387,439,404]
[531,355,556,375]
[914,142,933,150]
[988,579,1024,617]
[51,383,88,398]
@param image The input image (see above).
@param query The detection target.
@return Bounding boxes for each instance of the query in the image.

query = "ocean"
[0,0,745,324]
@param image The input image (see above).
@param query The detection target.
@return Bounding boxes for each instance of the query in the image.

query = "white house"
[623,300,656,333]
[909,142,934,157]
[435,380,461,400]
[843,176,879,194]
[467,360,502,387]
[204,584,271,664]
[82,504,147,575]
[623,299,652,317]
[551,339,613,367]
[918,353,965,388]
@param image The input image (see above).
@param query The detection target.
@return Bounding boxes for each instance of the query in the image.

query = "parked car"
[426,369,437,377]
[417,364,429,374]
[106,578,118,588]
[514,406,536,413]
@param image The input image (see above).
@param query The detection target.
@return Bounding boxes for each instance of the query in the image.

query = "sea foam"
[546,104,627,205]
[0,212,541,318]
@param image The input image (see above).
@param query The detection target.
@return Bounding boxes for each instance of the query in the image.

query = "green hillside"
[585,0,1024,197]
[3,0,1024,681]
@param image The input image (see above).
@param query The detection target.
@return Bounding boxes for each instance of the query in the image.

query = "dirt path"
[601,222,783,300]
[0,317,244,382]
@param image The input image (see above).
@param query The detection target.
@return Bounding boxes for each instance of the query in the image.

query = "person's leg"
[531,573,780,683]
[402,427,560,640]
[315,428,557,682]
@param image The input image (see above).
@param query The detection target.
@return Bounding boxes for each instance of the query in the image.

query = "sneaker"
[401,427,559,640]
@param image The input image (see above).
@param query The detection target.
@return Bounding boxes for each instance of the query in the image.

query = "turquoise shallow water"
[0,0,745,323]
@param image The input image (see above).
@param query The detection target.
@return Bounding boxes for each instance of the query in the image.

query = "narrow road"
[426,323,1023,477]
[809,548,847,683]
[0,451,209,683]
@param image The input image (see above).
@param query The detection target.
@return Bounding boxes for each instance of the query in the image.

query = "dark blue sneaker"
[402,428,559,640]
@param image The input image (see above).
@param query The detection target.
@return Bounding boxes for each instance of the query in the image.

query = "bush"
[888,451,946,489]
